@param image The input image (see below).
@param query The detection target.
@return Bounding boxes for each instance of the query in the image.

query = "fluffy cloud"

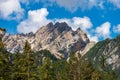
[0,0,24,20]
[95,22,111,39]
[17,8,112,42]
[88,22,111,42]
[17,8,96,41]
[17,8,93,33]
[72,17,93,32]
[109,0,120,8]
[55,17,92,32]
[19,0,40,6]
[113,24,120,33]
[17,8,52,33]
[40,0,99,12]
[38,0,120,12]
[55,17,99,42]
[87,35,99,42]
[17,8,92,33]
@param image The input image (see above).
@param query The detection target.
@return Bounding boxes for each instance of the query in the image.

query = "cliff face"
[0,22,90,58]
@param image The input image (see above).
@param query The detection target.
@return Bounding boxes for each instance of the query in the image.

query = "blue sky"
[0,0,120,42]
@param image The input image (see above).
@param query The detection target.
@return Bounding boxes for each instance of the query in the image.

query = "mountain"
[83,36,120,76]
[1,23,120,79]
[0,22,90,58]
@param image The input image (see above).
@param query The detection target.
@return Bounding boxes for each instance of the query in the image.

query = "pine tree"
[12,41,37,80]
[91,70,101,80]
[0,37,11,80]
[0,37,4,50]
[68,52,78,80]
[23,41,31,54]
[53,60,69,80]
[24,41,31,80]
[38,57,55,80]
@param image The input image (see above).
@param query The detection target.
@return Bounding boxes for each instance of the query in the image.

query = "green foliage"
[83,39,110,62]
[91,70,101,80]
[53,60,69,80]
[38,57,56,80]
[0,37,119,80]
[34,50,57,61]
[0,28,6,32]
[0,45,12,79]
[82,36,120,80]
[0,37,4,49]
[23,41,31,54]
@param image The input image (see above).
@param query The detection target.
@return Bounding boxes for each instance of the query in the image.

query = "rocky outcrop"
[83,36,120,75]
[76,41,95,57]
[0,22,90,58]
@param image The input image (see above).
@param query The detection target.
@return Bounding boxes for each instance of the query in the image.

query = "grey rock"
[1,22,90,59]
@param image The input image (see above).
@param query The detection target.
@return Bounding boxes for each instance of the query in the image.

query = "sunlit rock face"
[1,22,90,58]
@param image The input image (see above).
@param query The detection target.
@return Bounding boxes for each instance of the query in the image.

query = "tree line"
[0,37,119,80]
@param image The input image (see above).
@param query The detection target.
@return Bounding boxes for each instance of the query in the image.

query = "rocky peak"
[76,27,82,32]
[76,28,90,43]
[54,22,68,27]
[35,22,54,38]
[1,22,90,58]
[46,22,54,28]
[76,27,85,34]
[54,22,71,32]
[26,32,35,37]
[35,22,72,39]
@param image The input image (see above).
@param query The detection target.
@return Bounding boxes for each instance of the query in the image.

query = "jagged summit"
[0,22,90,58]
[36,22,71,36]
[46,22,54,29]
[54,22,71,33]
[54,22,70,30]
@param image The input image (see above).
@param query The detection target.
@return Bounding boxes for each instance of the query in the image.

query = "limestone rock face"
[76,41,95,57]
[1,22,90,58]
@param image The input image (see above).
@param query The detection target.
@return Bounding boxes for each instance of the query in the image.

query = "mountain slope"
[83,36,120,76]
[0,22,90,58]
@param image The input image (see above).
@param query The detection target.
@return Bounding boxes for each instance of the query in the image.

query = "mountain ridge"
[0,22,90,58]
[83,36,120,76]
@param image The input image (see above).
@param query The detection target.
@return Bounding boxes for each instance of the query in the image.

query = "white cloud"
[88,35,99,42]
[19,0,29,5]
[54,17,93,32]
[95,22,111,39]
[40,0,99,12]
[109,0,120,8]
[0,0,24,20]
[87,22,111,42]
[53,0,80,12]
[98,1,104,9]
[17,8,93,34]
[113,24,120,33]
[39,0,120,12]
[54,17,96,42]
[72,17,92,32]
[17,8,101,42]
[19,0,40,6]
[17,8,112,42]
[17,8,52,33]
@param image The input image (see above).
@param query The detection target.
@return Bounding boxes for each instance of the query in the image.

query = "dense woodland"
[0,36,119,80]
